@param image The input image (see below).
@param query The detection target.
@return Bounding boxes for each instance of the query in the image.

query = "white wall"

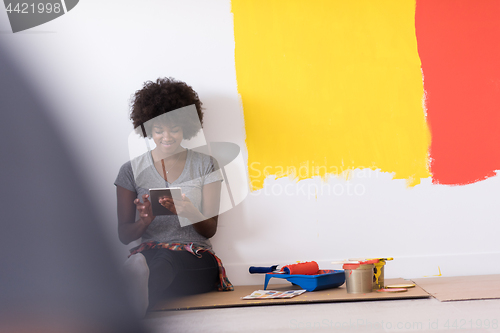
[2,0,499,285]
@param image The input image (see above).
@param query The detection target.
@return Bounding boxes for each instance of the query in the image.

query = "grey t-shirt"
[114,149,223,249]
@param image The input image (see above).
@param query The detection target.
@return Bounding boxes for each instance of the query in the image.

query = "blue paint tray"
[264,269,345,292]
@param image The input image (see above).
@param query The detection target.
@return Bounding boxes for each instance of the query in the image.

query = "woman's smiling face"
[151,120,184,155]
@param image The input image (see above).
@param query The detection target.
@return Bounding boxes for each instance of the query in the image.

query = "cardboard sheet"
[412,274,500,302]
[151,278,430,311]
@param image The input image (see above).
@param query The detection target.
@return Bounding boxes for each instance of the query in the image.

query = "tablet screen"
[149,187,182,216]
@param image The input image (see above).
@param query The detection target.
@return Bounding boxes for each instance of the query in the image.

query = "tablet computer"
[149,187,182,216]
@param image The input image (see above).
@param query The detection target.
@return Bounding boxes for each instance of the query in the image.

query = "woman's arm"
[192,180,221,238]
[116,185,155,245]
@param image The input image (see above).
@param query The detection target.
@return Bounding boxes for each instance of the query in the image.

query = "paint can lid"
[386,283,415,289]
[343,262,375,270]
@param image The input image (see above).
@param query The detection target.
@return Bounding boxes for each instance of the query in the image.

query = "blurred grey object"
[0,47,147,332]
[5,0,80,33]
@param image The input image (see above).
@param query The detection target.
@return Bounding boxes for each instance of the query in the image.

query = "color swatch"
[416,0,500,185]
[233,0,431,190]
[233,0,500,190]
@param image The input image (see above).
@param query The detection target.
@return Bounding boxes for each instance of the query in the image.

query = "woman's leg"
[142,249,218,308]
[123,253,150,317]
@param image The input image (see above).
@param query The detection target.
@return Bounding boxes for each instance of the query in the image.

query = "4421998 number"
[5,2,62,14]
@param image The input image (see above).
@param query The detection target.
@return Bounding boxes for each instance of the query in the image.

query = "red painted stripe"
[416,0,500,185]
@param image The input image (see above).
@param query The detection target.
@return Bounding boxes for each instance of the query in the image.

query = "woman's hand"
[159,194,204,222]
[134,194,155,226]
[158,196,176,214]
[117,187,155,245]
[157,181,220,239]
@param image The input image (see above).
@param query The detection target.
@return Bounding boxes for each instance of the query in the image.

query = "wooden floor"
[145,275,500,333]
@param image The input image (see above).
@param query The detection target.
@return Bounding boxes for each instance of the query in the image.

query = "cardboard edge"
[151,292,431,312]
[411,275,500,302]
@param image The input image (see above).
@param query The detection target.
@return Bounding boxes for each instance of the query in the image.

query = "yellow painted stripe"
[232,0,431,190]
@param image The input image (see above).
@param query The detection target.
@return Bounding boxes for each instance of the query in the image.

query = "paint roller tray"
[264,269,345,292]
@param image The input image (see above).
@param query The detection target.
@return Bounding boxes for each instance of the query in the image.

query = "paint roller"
[281,261,319,275]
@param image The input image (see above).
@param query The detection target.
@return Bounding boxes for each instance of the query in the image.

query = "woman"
[114,78,232,310]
